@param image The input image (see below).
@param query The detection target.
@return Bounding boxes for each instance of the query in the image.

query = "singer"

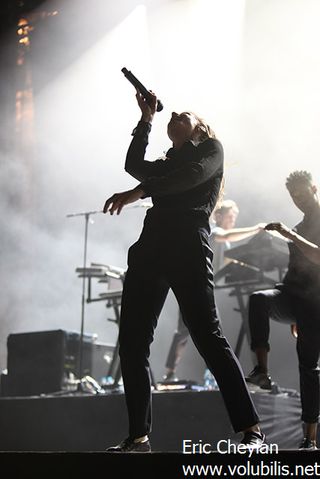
[103,90,265,452]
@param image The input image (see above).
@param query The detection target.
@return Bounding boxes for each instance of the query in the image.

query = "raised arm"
[213,223,266,243]
[125,91,167,181]
[265,222,320,265]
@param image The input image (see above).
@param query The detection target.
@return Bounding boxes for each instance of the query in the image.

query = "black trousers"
[119,223,259,438]
[249,288,320,423]
[165,310,189,371]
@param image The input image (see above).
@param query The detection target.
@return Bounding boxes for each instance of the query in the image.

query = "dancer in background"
[246,170,320,450]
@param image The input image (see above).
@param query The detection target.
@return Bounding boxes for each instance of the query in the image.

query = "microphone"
[121,67,163,112]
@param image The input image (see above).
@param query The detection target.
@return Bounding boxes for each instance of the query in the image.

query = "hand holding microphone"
[135,89,157,122]
[121,67,164,114]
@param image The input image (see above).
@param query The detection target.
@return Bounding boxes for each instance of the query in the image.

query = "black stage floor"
[2,388,320,478]
[0,388,303,452]
[1,450,320,478]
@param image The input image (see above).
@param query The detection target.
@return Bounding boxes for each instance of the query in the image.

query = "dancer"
[246,170,320,450]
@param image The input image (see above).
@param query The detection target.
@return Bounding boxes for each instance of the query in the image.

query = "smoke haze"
[1,0,320,388]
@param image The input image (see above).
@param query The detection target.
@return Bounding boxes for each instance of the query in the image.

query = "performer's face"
[167,112,198,143]
[217,209,238,229]
[288,183,318,214]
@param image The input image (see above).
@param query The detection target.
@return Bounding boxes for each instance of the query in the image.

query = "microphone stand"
[66,209,103,394]
[64,202,151,395]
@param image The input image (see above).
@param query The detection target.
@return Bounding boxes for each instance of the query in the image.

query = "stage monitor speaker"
[6,329,95,397]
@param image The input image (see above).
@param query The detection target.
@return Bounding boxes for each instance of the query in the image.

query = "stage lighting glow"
[145,0,246,124]
[2,0,320,395]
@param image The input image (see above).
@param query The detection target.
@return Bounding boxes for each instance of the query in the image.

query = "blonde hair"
[213,176,225,212]
[188,112,216,142]
[214,198,239,216]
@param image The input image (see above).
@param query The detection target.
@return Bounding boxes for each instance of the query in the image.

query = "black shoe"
[240,431,266,450]
[106,437,151,453]
[299,438,318,451]
[245,366,272,390]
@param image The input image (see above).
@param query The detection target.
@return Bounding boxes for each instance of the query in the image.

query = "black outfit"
[165,223,226,373]
[249,204,320,423]
[165,310,189,372]
[119,120,259,438]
